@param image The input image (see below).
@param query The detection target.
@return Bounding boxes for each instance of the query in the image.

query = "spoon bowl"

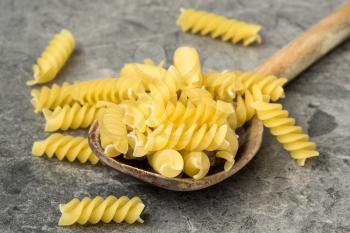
[88,117,263,191]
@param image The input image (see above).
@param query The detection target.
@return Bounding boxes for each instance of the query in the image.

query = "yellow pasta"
[182,151,210,180]
[173,47,203,87]
[120,63,168,88]
[251,86,319,166]
[32,133,99,164]
[204,71,288,102]
[228,89,257,129]
[147,98,233,128]
[27,29,75,86]
[216,126,239,171]
[147,149,184,177]
[58,195,145,225]
[43,103,99,132]
[30,82,74,112]
[203,71,244,101]
[177,9,262,46]
[71,77,145,105]
[144,123,231,152]
[98,105,128,157]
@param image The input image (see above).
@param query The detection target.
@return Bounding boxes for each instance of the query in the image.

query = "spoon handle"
[256,0,350,82]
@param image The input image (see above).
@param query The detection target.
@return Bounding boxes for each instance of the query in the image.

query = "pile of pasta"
[30,44,318,180]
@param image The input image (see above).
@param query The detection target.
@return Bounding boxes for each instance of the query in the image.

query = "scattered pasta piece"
[43,103,99,132]
[183,151,210,179]
[177,9,262,46]
[147,149,184,178]
[31,82,74,112]
[32,133,99,164]
[27,29,75,86]
[58,195,145,225]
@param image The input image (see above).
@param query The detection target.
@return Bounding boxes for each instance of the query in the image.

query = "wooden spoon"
[89,1,350,191]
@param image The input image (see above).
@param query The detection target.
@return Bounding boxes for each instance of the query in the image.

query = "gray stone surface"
[0,0,349,232]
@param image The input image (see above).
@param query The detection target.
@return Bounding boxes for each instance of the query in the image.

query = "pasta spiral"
[43,103,99,132]
[32,133,99,164]
[252,101,319,166]
[58,195,145,225]
[228,89,256,129]
[147,149,184,178]
[144,123,231,152]
[235,71,288,102]
[147,98,233,128]
[71,77,145,105]
[27,29,75,86]
[183,151,210,180]
[177,9,262,46]
[173,47,203,87]
[203,71,244,101]
[98,105,128,157]
[204,71,288,102]
[31,82,74,112]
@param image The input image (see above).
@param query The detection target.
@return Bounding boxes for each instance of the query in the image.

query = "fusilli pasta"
[204,71,288,102]
[177,9,262,46]
[147,99,233,128]
[183,151,210,179]
[31,82,74,112]
[98,105,128,157]
[144,123,231,152]
[27,29,75,86]
[173,47,203,87]
[251,85,319,166]
[32,133,99,164]
[43,103,99,132]
[71,77,145,105]
[147,149,184,177]
[58,195,145,225]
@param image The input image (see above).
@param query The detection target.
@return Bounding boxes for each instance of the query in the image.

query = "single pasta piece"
[27,29,75,86]
[173,47,203,87]
[204,71,288,102]
[147,149,184,177]
[58,195,145,225]
[43,103,99,132]
[143,123,231,152]
[216,126,239,171]
[31,82,74,112]
[179,87,214,105]
[147,98,233,128]
[177,9,262,46]
[251,85,319,166]
[183,151,210,179]
[71,77,145,105]
[98,105,128,157]
[32,133,99,164]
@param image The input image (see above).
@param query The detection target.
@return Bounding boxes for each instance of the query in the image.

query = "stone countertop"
[0,0,349,232]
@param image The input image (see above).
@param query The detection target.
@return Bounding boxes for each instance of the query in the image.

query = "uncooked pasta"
[177,9,262,46]
[32,133,99,164]
[58,195,145,225]
[27,29,75,85]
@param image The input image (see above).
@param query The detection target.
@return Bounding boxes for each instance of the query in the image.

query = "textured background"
[1,0,350,232]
